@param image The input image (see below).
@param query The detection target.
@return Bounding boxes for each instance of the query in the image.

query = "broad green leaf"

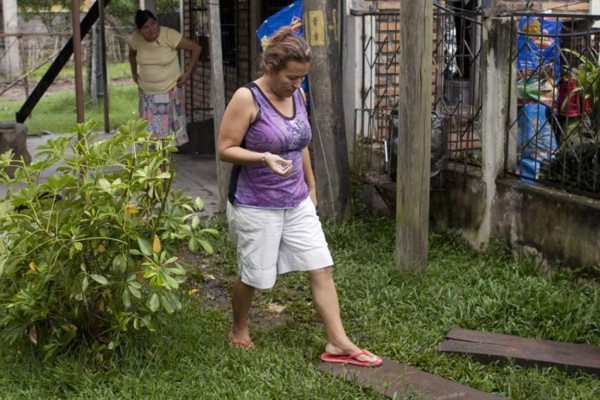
[122,289,131,309]
[112,254,127,273]
[148,293,160,312]
[160,295,175,314]
[138,237,153,256]
[192,215,200,229]
[199,239,214,254]
[128,285,142,299]
[201,228,220,236]
[128,281,142,289]
[90,274,109,285]
[163,274,179,289]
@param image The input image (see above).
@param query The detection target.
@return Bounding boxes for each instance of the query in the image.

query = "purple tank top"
[228,82,311,209]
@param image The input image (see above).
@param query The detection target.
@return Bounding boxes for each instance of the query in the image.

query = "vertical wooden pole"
[208,0,230,213]
[303,0,351,222]
[99,0,110,133]
[71,0,85,126]
[396,1,433,271]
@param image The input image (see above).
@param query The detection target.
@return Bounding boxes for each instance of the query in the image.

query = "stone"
[0,121,32,177]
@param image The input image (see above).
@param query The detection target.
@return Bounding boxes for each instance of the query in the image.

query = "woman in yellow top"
[129,10,201,146]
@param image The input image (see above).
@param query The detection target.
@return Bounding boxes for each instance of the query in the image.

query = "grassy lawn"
[0,213,598,399]
[0,62,138,135]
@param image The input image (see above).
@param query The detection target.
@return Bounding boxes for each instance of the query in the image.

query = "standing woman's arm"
[176,36,202,86]
[128,48,139,84]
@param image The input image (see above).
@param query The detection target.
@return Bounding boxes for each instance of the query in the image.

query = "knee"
[309,266,334,282]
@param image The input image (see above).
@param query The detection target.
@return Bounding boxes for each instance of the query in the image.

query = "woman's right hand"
[132,72,139,85]
[264,153,293,177]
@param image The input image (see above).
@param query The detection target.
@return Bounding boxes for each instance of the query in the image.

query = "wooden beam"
[439,328,600,376]
[318,358,506,399]
[396,1,432,271]
[208,0,230,213]
[303,0,351,222]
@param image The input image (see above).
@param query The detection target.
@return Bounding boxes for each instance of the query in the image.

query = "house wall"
[441,0,591,12]
[430,169,600,271]
[497,0,589,12]
[431,13,600,270]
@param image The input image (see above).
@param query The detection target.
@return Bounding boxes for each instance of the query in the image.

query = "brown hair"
[260,27,311,75]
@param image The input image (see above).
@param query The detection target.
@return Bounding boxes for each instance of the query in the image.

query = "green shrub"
[0,120,218,358]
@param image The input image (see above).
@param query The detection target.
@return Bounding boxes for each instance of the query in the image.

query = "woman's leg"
[309,267,379,362]
[230,275,255,343]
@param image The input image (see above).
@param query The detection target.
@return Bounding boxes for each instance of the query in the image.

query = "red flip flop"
[320,350,383,367]
[228,332,254,349]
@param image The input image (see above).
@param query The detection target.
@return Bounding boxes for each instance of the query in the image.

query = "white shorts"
[226,197,334,289]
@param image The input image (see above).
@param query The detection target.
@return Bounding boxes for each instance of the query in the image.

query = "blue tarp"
[517,103,557,181]
[517,16,562,80]
[256,1,309,97]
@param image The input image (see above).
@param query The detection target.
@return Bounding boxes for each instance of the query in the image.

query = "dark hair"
[135,9,157,29]
[260,27,311,74]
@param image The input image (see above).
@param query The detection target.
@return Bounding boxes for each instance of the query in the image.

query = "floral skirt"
[138,86,189,146]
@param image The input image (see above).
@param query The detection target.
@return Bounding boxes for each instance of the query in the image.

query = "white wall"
[342,0,375,164]
[591,0,600,28]
[1,0,21,77]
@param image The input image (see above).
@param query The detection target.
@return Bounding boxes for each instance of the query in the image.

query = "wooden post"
[303,0,351,222]
[99,0,110,133]
[71,0,85,125]
[396,2,433,271]
[140,0,157,13]
[208,0,230,213]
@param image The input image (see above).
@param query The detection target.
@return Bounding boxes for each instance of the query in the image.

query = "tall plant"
[0,120,218,357]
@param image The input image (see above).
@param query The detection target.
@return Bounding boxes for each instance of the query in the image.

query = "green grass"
[24,61,132,83]
[0,211,598,399]
[0,62,137,135]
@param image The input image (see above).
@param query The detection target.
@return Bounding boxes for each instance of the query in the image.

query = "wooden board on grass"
[438,328,600,376]
[317,358,505,399]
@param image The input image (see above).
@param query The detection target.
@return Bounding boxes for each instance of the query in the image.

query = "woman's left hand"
[177,72,190,87]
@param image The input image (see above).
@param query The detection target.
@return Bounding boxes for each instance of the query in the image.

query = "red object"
[320,350,383,367]
[558,78,591,117]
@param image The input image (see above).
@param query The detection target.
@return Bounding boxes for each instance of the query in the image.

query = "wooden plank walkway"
[317,358,505,399]
[438,328,600,376]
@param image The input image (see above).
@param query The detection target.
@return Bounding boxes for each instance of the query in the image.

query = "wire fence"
[507,13,600,198]
[352,4,482,192]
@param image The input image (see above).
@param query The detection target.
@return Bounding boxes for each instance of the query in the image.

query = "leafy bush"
[541,141,600,195]
[0,120,218,357]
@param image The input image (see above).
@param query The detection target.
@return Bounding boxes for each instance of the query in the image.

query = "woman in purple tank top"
[218,27,381,367]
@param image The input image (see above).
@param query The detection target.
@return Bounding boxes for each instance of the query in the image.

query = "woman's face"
[269,61,310,98]
[139,18,160,42]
